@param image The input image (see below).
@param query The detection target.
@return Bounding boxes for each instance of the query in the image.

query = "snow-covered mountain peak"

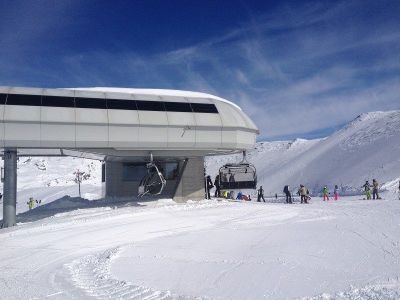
[344,110,400,130]
[337,110,400,150]
[286,138,314,149]
[207,110,400,195]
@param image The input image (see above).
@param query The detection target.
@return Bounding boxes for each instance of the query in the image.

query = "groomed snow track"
[66,248,175,300]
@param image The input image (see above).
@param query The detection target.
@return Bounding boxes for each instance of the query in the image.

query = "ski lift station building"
[0,86,259,227]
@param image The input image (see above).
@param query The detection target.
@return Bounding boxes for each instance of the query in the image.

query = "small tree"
[74,169,85,197]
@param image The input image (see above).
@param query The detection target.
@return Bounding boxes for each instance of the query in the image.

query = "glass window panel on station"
[6,94,42,106]
[0,93,7,104]
[164,101,192,112]
[75,97,107,109]
[42,96,75,108]
[122,163,147,181]
[136,100,165,111]
[190,103,218,113]
[158,162,179,180]
[107,99,137,110]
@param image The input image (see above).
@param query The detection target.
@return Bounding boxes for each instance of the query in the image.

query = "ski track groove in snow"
[65,247,201,300]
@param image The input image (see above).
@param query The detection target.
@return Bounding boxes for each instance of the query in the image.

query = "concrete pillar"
[2,149,17,228]
[105,161,120,197]
[173,157,205,202]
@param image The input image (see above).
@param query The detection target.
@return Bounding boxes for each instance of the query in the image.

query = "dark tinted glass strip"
[75,97,107,109]
[6,94,42,106]
[164,101,192,112]
[107,99,137,110]
[136,100,165,111]
[42,96,75,108]
[1,93,219,113]
[0,93,6,104]
[191,103,218,113]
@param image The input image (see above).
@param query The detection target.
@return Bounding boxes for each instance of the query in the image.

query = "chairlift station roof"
[0,86,258,160]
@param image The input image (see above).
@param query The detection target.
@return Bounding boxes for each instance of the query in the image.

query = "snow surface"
[1,196,400,299]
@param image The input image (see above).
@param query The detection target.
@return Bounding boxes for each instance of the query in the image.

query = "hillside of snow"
[206,110,400,196]
[0,157,102,216]
[16,156,102,190]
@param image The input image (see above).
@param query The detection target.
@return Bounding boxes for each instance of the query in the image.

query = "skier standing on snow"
[334,185,339,200]
[27,197,35,210]
[372,179,380,199]
[322,186,330,201]
[362,181,372,200]
[257,186,265,202]
[283,185,292,204]
[228,171,235,183]
[214,174,221,197]
[206,175,213,199]
[298,185,308,204]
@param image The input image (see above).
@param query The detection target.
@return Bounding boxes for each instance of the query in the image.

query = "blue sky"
[0,0,399,140]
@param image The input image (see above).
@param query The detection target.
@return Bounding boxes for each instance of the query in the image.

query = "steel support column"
[2,149,17,228]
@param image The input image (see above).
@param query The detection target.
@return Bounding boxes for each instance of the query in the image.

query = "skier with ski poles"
[372,179,380,199]
[334,185,339,200]
[214,174,221,197]
[257,186,265,202]
[27,197,35,210]
[398,180,400,200]
[206,175,213,199]
[298,184,308,204]
[322,186,330,201]
[362,181,372,200]
[283,185,292,204]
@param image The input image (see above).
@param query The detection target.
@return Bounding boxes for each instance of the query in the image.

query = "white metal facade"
[0,87,258,154]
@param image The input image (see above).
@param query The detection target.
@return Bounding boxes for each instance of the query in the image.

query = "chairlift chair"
[138,155,167,197]
[218,151,257,190]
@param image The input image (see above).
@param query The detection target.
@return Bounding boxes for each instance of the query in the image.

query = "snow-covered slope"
[0,157,102,216]
[16,156,101,190]
[206,110,400,196]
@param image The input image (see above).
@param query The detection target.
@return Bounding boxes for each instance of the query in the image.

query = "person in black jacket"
[283,185,292,203]
[257,186,265,202]
[214,175,221,197]
[206,175,213,199]
[398,180,400,200]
